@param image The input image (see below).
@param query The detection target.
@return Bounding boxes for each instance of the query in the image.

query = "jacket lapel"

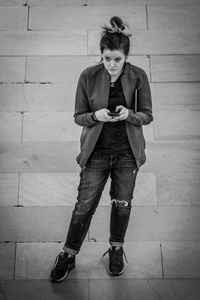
[90,65,110,111]
[121,63,137,109]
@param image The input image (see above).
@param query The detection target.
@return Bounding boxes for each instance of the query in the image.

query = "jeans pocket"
[119,153,137,169]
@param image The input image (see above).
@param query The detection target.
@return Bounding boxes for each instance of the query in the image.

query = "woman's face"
[102,49,126,78]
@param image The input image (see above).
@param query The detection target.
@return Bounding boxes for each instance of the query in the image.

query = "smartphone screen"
[108,112,120,117]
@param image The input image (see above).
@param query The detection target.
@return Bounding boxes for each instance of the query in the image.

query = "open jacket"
[74,62,153,169]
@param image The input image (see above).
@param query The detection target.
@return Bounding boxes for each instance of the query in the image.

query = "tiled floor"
[0,1,200,299]
[1,240,200,298]
[1,279,200,300]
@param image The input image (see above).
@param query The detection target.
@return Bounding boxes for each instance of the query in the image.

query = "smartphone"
[108,112,120,117]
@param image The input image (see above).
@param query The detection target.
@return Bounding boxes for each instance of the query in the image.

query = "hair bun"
[110,16,125,31]
[101,16,131,37]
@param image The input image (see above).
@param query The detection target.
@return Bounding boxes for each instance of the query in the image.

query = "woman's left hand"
[115,105,129,121]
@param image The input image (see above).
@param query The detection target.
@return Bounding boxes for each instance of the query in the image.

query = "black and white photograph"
[0,0,200,299]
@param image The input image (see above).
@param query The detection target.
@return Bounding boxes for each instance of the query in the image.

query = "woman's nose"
[109,60,115,67]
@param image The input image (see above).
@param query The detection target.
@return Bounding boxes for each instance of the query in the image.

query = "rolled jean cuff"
[109,241,124,248]
[63,245,79,256]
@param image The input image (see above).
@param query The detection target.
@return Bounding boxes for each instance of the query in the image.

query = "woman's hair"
[100,16,131,56]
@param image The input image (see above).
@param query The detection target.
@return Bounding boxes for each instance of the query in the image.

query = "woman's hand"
[95,108,118,122]
[115,105,129,121]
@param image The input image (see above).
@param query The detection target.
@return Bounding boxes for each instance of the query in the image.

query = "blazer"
[74,62,153,169]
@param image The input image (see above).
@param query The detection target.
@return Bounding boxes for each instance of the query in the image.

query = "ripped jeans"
[64,151,138,255]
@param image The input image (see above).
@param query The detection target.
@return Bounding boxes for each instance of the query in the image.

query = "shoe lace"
[56,252,68,269]
[102,248,128,263]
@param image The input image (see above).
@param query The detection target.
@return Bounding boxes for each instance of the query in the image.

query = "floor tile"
[89,279,159,300]
[148,5,200,29]
[153,110,200,140]
[0,113,22,142]
[0,0,25,4]
[0,31,87,55]
[0,173,18,206]
[1,279,200,300]
[87,0,148,5]
[14,241,161,279]
[0,84,76,113]
[1,279,89,300]
[162,242,200,278]
[157,172,200,205]
[149,0,200,4]
[0,85,25,112]
[144,141,200,173]
[26,56,97,83]
[0,243,15,280]
[71,241,162,279]
[0,141,80,173]
[89,278,200,300]
[168,279,200,299]
[0,207,73,242]
[0,57,25,83]
[15,242,65,279]
[19,173,79,206]
[0,7,27,30]
[23,112,81,142]
[29,6,146,30]
[23,84,75,112]
[28,0,86,5]
[158,206,200,241]
[150,55,200,82]
[151,83,200,111]
[144,279,200,300]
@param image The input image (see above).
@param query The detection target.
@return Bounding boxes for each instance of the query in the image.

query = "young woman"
[50,16,153,282]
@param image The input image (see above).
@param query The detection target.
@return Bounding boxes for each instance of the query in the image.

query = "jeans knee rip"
[111,199,131,207]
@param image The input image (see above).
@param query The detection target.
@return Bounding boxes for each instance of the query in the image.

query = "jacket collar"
[101,62,133,109]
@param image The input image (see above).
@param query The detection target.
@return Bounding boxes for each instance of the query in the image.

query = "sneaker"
[103,247,127,276]
[50,252,75,282]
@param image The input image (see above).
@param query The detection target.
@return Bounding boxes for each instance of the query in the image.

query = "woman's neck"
[110,74,119,83]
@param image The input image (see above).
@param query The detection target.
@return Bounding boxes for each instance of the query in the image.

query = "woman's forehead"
[102,49,125,57]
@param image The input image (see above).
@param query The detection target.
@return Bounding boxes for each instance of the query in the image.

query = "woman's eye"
[115,58,121,62]
[105,57,110,61]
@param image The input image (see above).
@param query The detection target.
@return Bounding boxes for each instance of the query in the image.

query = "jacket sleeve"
[126,70,153,126]
[73,72,97,127]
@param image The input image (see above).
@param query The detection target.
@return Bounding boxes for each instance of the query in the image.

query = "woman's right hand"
[95,108,113,122]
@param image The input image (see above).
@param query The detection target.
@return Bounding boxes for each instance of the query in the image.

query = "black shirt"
[94,74,131,154]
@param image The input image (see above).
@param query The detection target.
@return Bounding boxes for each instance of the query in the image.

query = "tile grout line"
[17,173,21,206]
[20,111,24,143]
[155,173,158,206]
[27,5,30,31]
[87,30,89,56]
[13,242,17,280]
[145,5,149,30]
[25,56,27,83]
[88,279,90,300]
[160,242,165,279]
[148,55,152,83]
